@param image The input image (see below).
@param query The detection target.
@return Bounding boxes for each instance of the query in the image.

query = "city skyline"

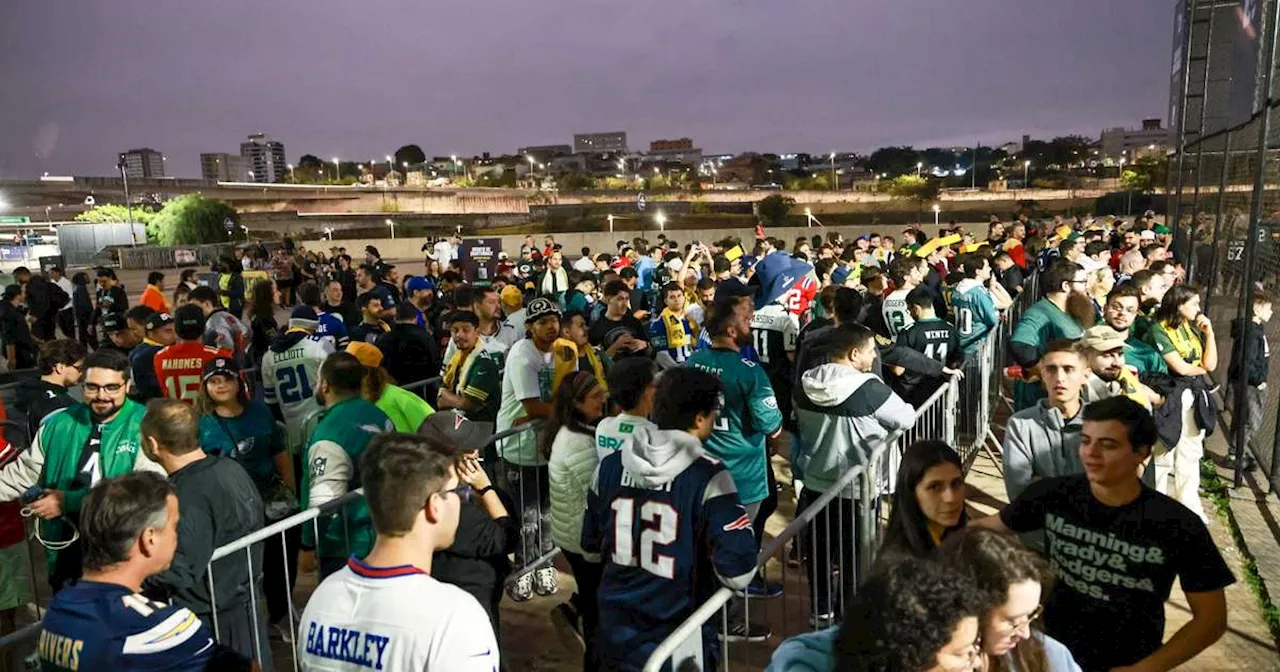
[1,0,1173,179]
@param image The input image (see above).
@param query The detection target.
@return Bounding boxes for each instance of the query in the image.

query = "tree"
[75,204,157,226]
[297,155,323,170]
[887,175,939,202]
[868,146,922,176]
[757,194,795,227]
[557,173,596,191]
[147,194,243,245]
[394,145,426,167]
[1120,169,1151,193]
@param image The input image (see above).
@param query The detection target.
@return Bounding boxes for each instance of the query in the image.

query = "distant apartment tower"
[118,148,165,179]
[646,137,702,165]
[649,138,693,152]
[239,133,287,182]
[1099,119,1171,163]
[200,153,249,181]
[574,132,627,154]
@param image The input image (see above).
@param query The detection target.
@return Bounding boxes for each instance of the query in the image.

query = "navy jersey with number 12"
[582,434,757,672]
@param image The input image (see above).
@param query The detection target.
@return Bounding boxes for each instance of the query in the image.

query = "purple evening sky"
[0,0,1174,179]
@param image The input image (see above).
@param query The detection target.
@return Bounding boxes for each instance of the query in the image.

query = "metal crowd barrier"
[203,420,541,672]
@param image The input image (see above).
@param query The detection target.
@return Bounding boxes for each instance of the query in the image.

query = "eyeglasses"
[999,604,1043,632]
[434,483,473,504]
[83,383,125,394]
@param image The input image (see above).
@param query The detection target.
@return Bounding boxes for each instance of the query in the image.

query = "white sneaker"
[533,566,559,596]
[507,572,534,602]
[271,623,295,644]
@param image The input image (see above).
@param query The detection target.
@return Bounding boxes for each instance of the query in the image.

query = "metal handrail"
[640,433,902,672]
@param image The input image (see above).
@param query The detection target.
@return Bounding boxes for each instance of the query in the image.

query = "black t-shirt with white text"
[1000,476,1234,671]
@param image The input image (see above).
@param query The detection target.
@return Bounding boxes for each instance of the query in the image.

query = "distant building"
[649,138,693,152]
[239,133,287,182]
[574,131,628,154]
[118,148,165,179]
[1100,119,1171,164]
[518,144,572,160]
[200,153,249,181]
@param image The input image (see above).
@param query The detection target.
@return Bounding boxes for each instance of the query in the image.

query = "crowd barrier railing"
[202,420,540,672]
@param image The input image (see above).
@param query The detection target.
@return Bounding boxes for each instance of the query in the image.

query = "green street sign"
[0,217,30,224]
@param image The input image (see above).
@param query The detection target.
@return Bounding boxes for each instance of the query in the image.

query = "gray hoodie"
[795,363,915,497]
[1003,399,1084,501]
[622,426,706,488]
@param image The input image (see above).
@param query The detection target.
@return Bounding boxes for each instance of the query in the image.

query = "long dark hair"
[939,528,1051,672]
[879,441,968,563]
[248,280,276,322]
[539,371,601,460]
[1155,283,1200,329]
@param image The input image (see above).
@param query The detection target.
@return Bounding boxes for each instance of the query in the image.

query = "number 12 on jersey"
[611,498,678,579]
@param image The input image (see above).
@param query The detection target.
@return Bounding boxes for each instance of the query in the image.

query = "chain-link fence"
[1169,0,1280,490]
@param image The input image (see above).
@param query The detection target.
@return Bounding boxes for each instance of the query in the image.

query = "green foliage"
[868,146,921,176]
[757,194,795,227]
[75,204,157,225]
[783,174,833,191]
[1120,169,1151,192]
[394,144,426,167]
[689,199,712,215]
[1199,458,1280,643]
[557,173,597,191]
[886,175,939,202]
[147,194,243,245]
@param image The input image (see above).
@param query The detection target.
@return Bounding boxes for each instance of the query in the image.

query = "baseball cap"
[202,356,240,382]
[1079,325,1128,352]
[500,285,523,308]
[526,297,562,323]
[406,276,435,293]
[101,312,126,333]
[346,341,384,368]
[418,409,493,453]
[174,304,205,340]
[145,312,174,332]
[1139,230,1156,241]
[288,306,319,331]
[1153,224,1171,235]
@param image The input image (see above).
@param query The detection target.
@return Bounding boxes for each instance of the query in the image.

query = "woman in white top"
[542,370,608,670]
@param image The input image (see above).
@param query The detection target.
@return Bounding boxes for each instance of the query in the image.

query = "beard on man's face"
[1065,293,1097,329]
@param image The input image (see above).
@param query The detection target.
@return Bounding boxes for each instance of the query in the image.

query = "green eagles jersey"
[1011,298,1084,411]
[300,397,394,560]
[685,347,783,504]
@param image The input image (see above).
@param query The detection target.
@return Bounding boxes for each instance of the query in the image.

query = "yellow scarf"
[442,346,482,393]
[552,338,607,393]
[661,308,692,350]
[1160,320,1203,364]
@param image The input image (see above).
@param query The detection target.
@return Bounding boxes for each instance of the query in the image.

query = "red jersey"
[154,341,232,404]
[0,399,20,547]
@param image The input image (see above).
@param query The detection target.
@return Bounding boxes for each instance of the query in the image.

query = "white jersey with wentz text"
[298,559,498,672]
[882,288,914,340]
[261,334,335,451]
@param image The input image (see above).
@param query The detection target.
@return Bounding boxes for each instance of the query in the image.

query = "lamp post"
[527,155,537,182]
[916,161,923,177]
[1023,160,1031,187]
[116,158,137,246]
[607,214,615,233]
[385,218,395,239]
[385,155,393,173]
[932,204,941,226]
[829,152,837,190]
[655,211,666,231]
[332,157,340,181]
[805,207,814,227]
[287,163,294,182]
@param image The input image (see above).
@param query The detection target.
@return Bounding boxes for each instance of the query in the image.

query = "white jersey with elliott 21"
[297,558,498,671]
[261,333,335,452]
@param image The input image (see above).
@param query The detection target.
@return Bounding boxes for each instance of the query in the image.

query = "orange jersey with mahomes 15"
[153,341,232,404]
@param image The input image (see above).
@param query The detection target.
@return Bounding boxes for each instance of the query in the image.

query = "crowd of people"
[0,210,1255,671]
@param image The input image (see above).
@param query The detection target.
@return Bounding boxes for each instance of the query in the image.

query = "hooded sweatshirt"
[950,277,999,354]
[795,363,915,496]
[14,378,74,438]
[1003,399,1083,501]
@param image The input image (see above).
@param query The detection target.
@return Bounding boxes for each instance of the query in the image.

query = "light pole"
[655,211,666,231]
[804,207,814,227]
[385,218,395,239]
[607,214,615,233]
[829,152,837,190]
[916,161,923,177]
[711,166,718,187]
[1023,160,1031,187]
[385,155,393,173]
[526,155,537,182]
[287,163,294,182]
[117,159,137,246]
[332,157,340,181]
[932,204,941,226]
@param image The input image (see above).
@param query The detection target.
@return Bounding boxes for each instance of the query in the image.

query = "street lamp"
[655,211,666,231]
[1023,160,1031,187]
[385,155,393,172]
[829,153,837,191]
[526,155,537,181]
[287,164,294,181]
[332,157,340,181]
[804,207,814,227]
[324,227,333,241]
[607,214,615,233]
[932,204,941,226]
[385,218,395,239]
[916,161,923,176]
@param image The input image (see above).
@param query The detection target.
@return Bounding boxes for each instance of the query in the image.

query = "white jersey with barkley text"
[298,558,498,671]
[261,333,335,452]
